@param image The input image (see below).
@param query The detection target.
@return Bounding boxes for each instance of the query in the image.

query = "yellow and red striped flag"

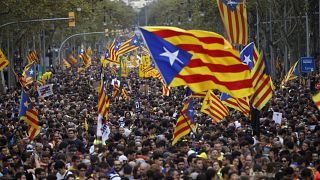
[172,97,195,145]
[250,51,274,110]
[162,84,170,96]
[107,39,120,64]
[63,59,71,69]
[19,91,40,141]
[98,81,110,119]
[280,60,300,88]
[117,35,140,55]
[0,49,9,71]
[312,92,320,111]
[112,82,120,100]
[140,26,253,98]
[220,93,250,117]
[27,51,39,64]
[20,63,36,88]
[68,54,78,65]
[201,90,229,123]
[216,0,248,45]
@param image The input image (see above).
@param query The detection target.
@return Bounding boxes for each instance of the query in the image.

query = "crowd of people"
[0,58,320,180]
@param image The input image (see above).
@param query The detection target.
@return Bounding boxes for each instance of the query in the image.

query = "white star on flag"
[24,101,30,108]
[160,47,183,66]
[29,69,34,75]
[243,55,252,65]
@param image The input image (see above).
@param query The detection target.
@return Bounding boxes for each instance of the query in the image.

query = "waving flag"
[20,63,36,88]
[27,51,39,64]
[107,39,121,64]
[112,81,120,100]
[281,61,300,88]
[220,93,250,117]
[117,35,140,55]
[172,97,195,145]
[122,84,130,101]
[0,49,9,71]
[79,48,91,68]
[63,59,71,69]
[312,92,320,111]
[217,0,248,45]
[250,51,274,110]
[19,91,40,141]
[201,90,229,123]
[140,26,253,98]
[98,81,110,119]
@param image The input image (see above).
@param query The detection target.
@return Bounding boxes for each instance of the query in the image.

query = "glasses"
[282,160,287,162]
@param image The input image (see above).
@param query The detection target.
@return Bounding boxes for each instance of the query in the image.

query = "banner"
[37,84,53,97]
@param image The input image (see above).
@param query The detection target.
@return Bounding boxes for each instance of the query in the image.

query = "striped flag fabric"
[68,54,78,65]
[19,91,40,141]
[201,90,229,123]
[107,39,121,64]
[79,49,91,68]
[216,0,248,45]
[240,42,274,110]
[249,51,274,110]
[162,84,170,96]
[220,93,250,117]
[63,59,71,69]
[280,60,300,88]
[122,87,130,101]
[0,49,9,71]
[117,35,140,55]
[139,26,253,98]
[172,97,195,145]
[27,51,39,64]
[111,65,117,77]
[112,81,120,100]
[20,63,36,88]
[98,81,110,119]
[312,92,320,111]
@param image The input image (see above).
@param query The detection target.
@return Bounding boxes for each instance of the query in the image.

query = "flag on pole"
[249,52,274,110]
[20,63,36,88]
[172,97,195,145]
[201,90,229,123]
[240,42,274,110]
[139,26,253,98]
[0,49,9,71]
[312,92,320,111]
[107,39,121,64]
[27,51,39,64]
[281,60,300,88]
[216,0,248,45]
[19,91,40,141]
[162,84,170,96]
[98,81,110,119]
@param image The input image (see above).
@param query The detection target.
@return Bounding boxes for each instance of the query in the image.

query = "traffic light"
[68,12,75,27]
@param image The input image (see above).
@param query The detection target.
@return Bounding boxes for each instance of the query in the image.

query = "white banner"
[37,84,53,97]
[97,114,110,143]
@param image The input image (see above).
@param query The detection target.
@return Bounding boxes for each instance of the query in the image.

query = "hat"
[26,144,33,153]
[197,152,208,159]
[187,150,196,157]
[118,155,128,162]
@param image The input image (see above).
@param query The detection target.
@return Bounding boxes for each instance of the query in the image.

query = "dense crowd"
[0,59,320,180]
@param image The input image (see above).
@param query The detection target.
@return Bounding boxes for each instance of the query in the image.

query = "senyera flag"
[139,26,253,98]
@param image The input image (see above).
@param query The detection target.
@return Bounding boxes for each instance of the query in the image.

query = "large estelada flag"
[139,26,253,98]
[20,63,36,88]
[19,91,40,141]
[216,0,248,45]
[0,49,9,71]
